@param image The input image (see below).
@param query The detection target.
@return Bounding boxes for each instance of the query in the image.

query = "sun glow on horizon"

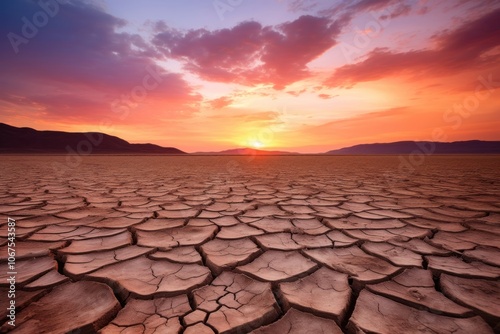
[249,139,264,149]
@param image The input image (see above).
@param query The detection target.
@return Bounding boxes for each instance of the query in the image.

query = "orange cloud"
[208,96,233,109]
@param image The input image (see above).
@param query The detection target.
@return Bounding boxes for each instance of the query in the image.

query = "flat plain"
[0,155,499,333]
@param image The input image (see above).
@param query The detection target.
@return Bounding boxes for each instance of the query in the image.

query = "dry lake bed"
[0,155,499,333]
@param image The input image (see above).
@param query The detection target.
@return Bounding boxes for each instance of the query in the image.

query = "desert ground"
[0,155,499,333]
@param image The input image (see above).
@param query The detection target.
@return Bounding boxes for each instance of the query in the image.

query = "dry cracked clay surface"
[0,155,499,333]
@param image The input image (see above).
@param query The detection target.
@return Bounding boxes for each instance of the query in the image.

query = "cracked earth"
[0,155,499,333]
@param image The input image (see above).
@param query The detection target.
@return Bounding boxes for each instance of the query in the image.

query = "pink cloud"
[325,8,500,88]
[153,15,346,89]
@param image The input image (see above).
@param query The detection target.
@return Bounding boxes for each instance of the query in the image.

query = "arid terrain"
[0,155,499,333]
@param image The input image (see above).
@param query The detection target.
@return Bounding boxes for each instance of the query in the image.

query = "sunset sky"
[1,0,499,153]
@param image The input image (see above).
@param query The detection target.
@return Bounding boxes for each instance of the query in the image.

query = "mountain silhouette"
[326,140,500,154]
[0,123,185,154]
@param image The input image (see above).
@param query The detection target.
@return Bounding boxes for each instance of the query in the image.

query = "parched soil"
[0,155,499,333]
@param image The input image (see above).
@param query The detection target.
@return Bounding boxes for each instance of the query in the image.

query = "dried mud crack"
[0,155,499,333]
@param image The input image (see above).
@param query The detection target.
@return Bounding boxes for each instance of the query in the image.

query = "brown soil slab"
[324,216,405,230]
[29,225,125,241]
[430,231,490,252]
[193,271,280,333]
[137,225,217,250]
[0,288,47,324]
[184,323,216,334]
[217,223,265,239]
[255,233,304,251]
[291,218,330,235]
[187,218,215,227]
[443,229,500,248]
[312,206,351,218]
[197,210,223,218]
[279,267,351,324]
[403,217,468,232]
[367,268,473,317]
[365,209,414,219]
[434,198,500,212]
[464,221,500,235]
[242,205,294,218]
[162,203,195,210]
[209,216,240,226]
[0,225,43,240]
[183,309,208,326]
[0,240,65,260]
[304,246,401,286]
[149,246,203,264]
[56,207,125,220]
[347,290,493,334]
[157,208,199,219]
[53,215,104,227]
[440,274,500,328]
[400,208,465,223]
[429,206,487,219]
[24,270,70,290]
[58,231,132,254]
[388,237,451,255]
[427,256,500,279]
[201,237,261,274]
[0,256,56,287]
[463,246,500,267]
[326,230,359,247]
[86,216,145,228]
[280,205,317,214]
[86,256,212,299]
[134,218,185,231]
[1,281,120,333]
[0,204,44,215]
[361,241,423,267]
[237,250,318,282]
[292,233,333,248]
[339,202,377,212]
[345,225,431,242]
[249,217,295,233]
[64,245,154,278]
[100,295,191,333]
[251,308,343,334]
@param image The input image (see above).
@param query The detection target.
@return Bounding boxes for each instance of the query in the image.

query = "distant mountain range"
[1,123,499,155]
[193,148,296,155]
[325,140,500,154]
[0,123,185,154]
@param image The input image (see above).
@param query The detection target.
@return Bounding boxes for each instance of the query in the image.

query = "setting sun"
[249,139,264,149]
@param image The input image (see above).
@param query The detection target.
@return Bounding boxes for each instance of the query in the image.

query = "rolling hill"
[325,140,500,155]
[0,123,185,154]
